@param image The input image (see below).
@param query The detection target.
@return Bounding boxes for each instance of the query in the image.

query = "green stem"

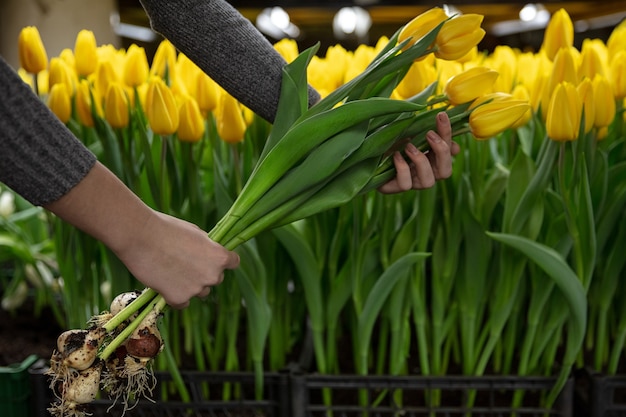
[99,294,166,361]
[102,288,159,332]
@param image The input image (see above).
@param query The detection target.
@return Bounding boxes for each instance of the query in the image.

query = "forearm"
[43,161,152,256]
[139,0,319,122]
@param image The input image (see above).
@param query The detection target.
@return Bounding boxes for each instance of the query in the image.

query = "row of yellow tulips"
[17,10,626,152]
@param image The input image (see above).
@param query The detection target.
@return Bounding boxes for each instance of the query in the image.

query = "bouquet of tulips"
[34,8,534,416]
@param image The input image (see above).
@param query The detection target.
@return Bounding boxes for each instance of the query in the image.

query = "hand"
[115,210,240,309]
[378,112,460,194]
[44,161,240,310]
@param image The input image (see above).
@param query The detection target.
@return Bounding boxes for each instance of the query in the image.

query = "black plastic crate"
[588,373,626,417]
[30,368,288,417]
[289,374,574,417]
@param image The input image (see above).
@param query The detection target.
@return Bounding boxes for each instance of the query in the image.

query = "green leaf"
[486,232,587,406]
[356,252,430,374]
[260,43,320,160]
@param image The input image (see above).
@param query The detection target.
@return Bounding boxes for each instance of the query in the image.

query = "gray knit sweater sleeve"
[0,56,97,206]
[139,0,320,123]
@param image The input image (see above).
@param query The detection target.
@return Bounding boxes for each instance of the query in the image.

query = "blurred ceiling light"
[443,4,462,18]
[491,3,551,36]
[110,11,158,42]
[519,3,550,24]
[333,6,371,39]
[256,7,300,39]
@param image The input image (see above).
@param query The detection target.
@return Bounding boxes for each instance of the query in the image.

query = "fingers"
[225,250,241,270]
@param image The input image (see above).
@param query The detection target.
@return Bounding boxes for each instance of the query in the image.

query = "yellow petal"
[18,26,48,74]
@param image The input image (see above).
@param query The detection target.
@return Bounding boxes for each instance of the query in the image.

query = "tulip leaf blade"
[486,231,587,407]
[261,43,320,161]
[356,251,430,375]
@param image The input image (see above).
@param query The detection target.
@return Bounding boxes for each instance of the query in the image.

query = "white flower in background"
[1,281,29,311]
[0,190,16,217]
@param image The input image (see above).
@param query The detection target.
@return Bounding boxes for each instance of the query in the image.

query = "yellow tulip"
[578,40,606,82]
[549,46,579,87]
[274,38,299,63]
[47,83,72,124]
[324,44,349,90]
[469,96,530,139]
[48,57,76,94]
[398,7,448,48]
[145,78,179,135]
[435,14,486,61]
[541,46,578,120]
[607,20,626,62]
[541,8,574,61]
[177,96,205,143]
[76,79,94,127]
[104,83,130,129]
[344,44,376,83]
[576,78,595,134]
[123,44,149,88]
[546,82,581,141]
[74,29,98,77]
[592,75,616,128]
[59,48,76,69]
[511,85,532,128]
[216,92,247,144]
[455,45,478,64]
[175,53,203,98]
[486,45,517,93]
[18,26,48,74]
[395,59,437,99]
[444,66,498,105]
[94,60,120,105]
[75,79,102,128]
[609,50,626,99]
[195,72,219,114]
[150,39,177,80]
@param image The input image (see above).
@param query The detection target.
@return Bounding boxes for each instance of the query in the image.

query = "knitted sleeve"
[0,56,97,206]
[139,0,320,123]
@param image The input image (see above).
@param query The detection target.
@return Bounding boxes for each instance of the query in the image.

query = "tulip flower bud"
[444,66,499,105]
[47,83,72,124]
[104,82,130,129]
[398,7,448,48]
[344,44,377,83]
[607,21,626,62]
[74,29,98,77]
[59,48,75,69]
[274,38,299,63]
[48,57,76,94]
[510,84,532,128]
[546,82,581,141]
[395,60,437,99]
[540,46,578,120]
[216,92,247,144]
[469,96,530,140]
[94,60,120,105]
[609,50,626,99]
[578,40,606,82]
[541,9,574,61]
[123,44,149,88]
[150,39,177,80]
[196,72,219,114]
[435,14,486,61]
[145,77,179,135]
[76,79,101,128]
[18,26,48,74]
[177,96,205,143]
[576,78,595,134]
[592,75,616,128]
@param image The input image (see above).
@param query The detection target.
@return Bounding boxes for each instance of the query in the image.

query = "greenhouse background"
[1,0,626,416]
